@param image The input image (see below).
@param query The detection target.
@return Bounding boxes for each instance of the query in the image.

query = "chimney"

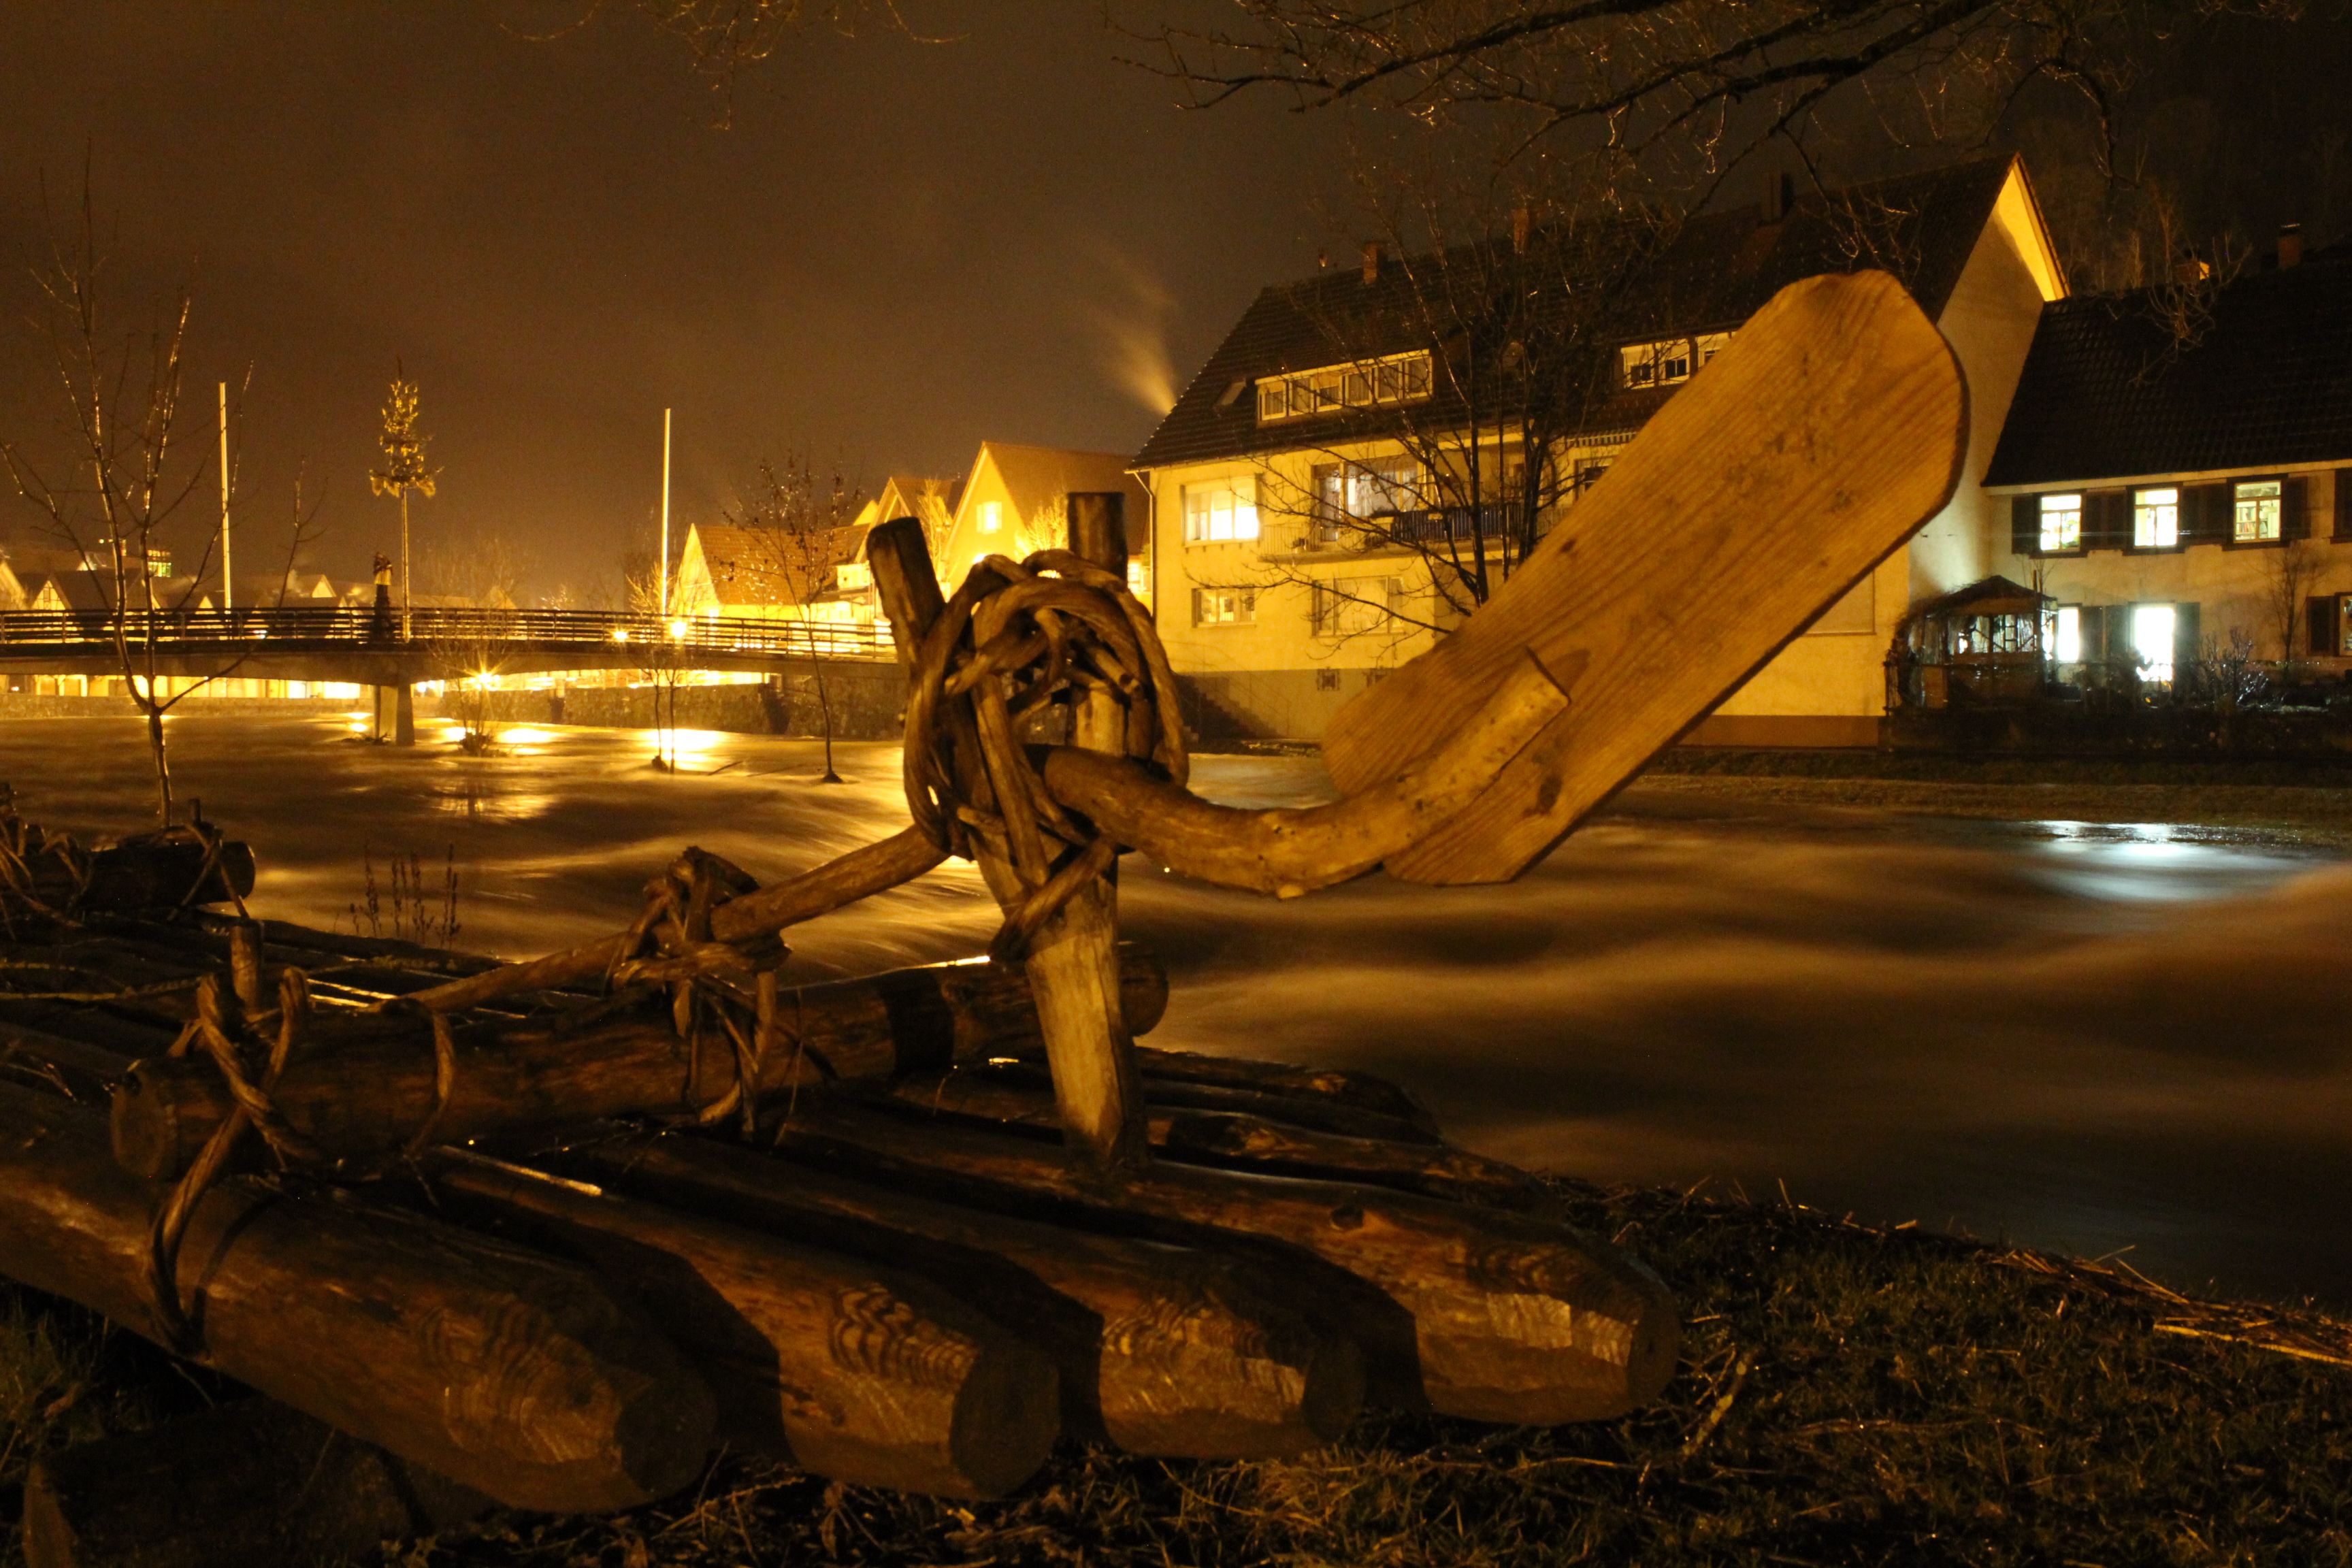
[1361,240,1382,284]
[1512,201,1533,255]
[1761,169,1793,224]
[2280,222,2304,270]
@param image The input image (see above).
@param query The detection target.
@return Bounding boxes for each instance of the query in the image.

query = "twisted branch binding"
[900,549,1186,959]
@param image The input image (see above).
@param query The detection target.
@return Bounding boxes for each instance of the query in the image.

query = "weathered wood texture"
[560,1130,1365,1458]
[22,1399,488,1568]
[402,825,949,1014]
[1322,272,1968,884]
[11,829,258,914]
[1122,1045,1443,1134]
[762,1095,1680,1424]
[1041,650,1571,897]
[0,1081,714,1513]
[878,1068,1544,1208]
[421,1151,1059,1499]
[868,514,1151,1172]
[112,947,1170,1180]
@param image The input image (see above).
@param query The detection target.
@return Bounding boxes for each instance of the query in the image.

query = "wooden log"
[559,1129,1365,1458]
[419,1150,1058,1499]
[1320,272,1968,884]
[7,828,258,913]
[112,948,1171,1180]
[1085,1047,1443,1141]
[1039,649,1573,898]
[402,826,947,1014]
[0,1081,715,1514]
[878,1069,1545,1209]
[762,1095,1680,1425]
[22,1399,489,1568]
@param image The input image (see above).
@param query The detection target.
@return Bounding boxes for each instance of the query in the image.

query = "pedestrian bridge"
[0,606,898,685]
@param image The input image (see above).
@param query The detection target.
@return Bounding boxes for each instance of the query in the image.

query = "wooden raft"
[0,270,1972,1563]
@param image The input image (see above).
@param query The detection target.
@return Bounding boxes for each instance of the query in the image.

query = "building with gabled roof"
[1980,233,2352,682]
[934,442,1151,599]
[1134,154,2068,742]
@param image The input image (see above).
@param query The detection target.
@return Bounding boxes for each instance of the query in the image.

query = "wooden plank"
[1321,271,1966,883]
[876,1068,1544,1209]
[1023,493,1150,1171]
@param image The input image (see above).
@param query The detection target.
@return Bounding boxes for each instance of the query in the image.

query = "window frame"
[2232,477,2285,544]
[1181,476,1262,545]
[2037,492,2085,554]
[1190,585,1256,627]
[1254,350,1435,425]
[2131,485,2180,551]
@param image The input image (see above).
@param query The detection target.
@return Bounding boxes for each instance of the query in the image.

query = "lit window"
[1619,331,1733,390]
[2234,479,2282,542]
[1182,478,1260,543]
[2038,493,2082,552]
[2132,603,2176,683]
[979,501,1002,534]
[1192,587,1255,625]
[2053,604,2081,664]
[1313,457,1420,537]
[1255,352,1434,424]
[1312,576,1402,637]
[2133,487,2178,549]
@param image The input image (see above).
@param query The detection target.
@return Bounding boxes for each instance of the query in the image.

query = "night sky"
[0,3,1345,598]
[4,5,2346,600]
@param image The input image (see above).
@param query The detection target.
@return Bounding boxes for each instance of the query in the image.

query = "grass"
[7,1180,2347,1567]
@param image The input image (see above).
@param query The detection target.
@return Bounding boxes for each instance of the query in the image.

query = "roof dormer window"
[1256,350,1433,424]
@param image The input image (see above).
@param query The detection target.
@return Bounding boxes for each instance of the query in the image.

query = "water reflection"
[0,713,2345,1305]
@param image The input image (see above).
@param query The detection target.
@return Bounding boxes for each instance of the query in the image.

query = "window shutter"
[1190,587,1203,625]
[2337,472,2352,540]
[2174,601,2202,667]
[2010,495,2038,555]
[2285,475,2312,540]
[2183,483,2227,544]
[2082,492,2119,550]
[2311,595,2343,657]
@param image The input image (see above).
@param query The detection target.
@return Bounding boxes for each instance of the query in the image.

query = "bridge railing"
[0,606,899,662]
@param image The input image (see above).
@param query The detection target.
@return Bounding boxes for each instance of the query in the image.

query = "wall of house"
[1149,441,1458,740]
[1994,467,2352,666]
[1701,169,2061,742]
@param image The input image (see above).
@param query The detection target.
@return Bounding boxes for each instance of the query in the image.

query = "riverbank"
[5,1175,2345,1565]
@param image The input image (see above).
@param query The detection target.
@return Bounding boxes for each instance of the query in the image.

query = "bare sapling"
[729,455,864,783]
[0,178,322,823]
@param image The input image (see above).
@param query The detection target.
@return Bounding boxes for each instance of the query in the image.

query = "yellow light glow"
[497,727,555,746]
[668,619,689,640]
[611,628,630,643]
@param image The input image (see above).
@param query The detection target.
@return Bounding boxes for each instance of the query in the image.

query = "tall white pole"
[217,382,231,614]
[659,407,672,617]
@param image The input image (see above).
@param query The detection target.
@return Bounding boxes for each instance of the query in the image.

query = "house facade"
[1980,234,2352,685]
[932,442,1152,603]
[1132,157,2068,743]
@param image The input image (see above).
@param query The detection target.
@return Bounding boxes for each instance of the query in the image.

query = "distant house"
[1132,155,2068,742]
[1981,233,2352,683]
[673,519,871,624]
[932,442,1152,602]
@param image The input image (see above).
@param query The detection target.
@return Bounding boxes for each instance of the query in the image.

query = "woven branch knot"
[899,551,1189,960]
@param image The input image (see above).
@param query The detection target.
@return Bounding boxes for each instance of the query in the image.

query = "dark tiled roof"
[1134,157,2019,470]
[1984,252,2352,487]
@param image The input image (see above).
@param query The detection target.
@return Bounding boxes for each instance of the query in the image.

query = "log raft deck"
[0,271,1969,1565]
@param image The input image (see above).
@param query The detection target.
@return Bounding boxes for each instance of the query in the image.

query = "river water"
[12,711,2351,1306]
